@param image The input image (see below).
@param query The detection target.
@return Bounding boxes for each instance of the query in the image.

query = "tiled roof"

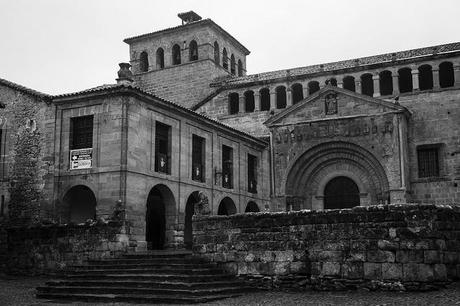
[0,77,51,99]
[123,19,250,55]
[211,42,460,88]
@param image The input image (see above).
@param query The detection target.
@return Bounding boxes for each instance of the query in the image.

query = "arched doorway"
[63,185,96,223]
[184,191,200,250]
[218,197,237,215]
[146,184,175,250]
[245,201,260,213]
[324,176,360,209]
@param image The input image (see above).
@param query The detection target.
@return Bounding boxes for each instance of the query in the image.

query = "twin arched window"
[139,51,149,72]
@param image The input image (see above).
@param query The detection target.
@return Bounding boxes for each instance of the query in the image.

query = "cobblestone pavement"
[1,276,460,306]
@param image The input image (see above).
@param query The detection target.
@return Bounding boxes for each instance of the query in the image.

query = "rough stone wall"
[193,204,460,291]
[5,222,130,275]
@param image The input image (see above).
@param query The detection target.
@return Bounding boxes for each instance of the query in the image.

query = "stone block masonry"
[192,204,460,291]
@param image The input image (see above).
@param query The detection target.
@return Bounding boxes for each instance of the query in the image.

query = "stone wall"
[4,221,130,275]
[193,204,460,291]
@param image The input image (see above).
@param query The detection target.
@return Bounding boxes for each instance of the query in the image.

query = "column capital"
[372,75,380,80]
[411,69,419,74]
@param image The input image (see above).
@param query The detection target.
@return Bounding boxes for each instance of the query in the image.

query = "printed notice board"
[70,148,92,170]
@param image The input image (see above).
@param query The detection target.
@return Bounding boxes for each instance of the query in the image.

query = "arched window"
[343,76,355,92]
[228,93,239,114]
[327,78,337,86]
[230,54,236,75]
[418,64,433,90]
[245,201,260,213]
[238,60,243,77]
[156,48,164,69]
[244,91,255,112]
[308,81,320,95]
[439,62,454,88]
[398,68,413,93]
[276,86,286,109]
[214,41,220,65]
[361,73,374,97]
[222,48,228,70]
[379,70,393,96]
[218,197,237,215]
[291,83,304,104]
[172,44,181,65]
[189,40,198,61]
[260,88,270,111]
[139,51,149,72]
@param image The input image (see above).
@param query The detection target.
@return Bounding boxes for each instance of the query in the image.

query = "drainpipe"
[269,130,275,199]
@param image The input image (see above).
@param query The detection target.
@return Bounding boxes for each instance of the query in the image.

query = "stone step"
[69,262,217,270]
[36,292,241,304]
[122,251,192,259]
[62,273,235,282]
[87,257,207,265]
[64,267,225,275]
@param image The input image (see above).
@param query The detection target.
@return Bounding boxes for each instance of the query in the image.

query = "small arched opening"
[291,83,304,104]
[245,201,260,213]
[418,64,433,90]
[230,54,236,75]
[63,185,96,224]
[222,48,228,70]
[260,88,270,111]
[156,48,164,69]
[343,76,356,92]
[218,197,237,215]
[189,40,198,61]
[139,51,149,72]
[361,73,374,97]
[214,41,220,65]
[398,68,413,93]
[172,44,181,65]
[324,176,360,209]
[228,93,239,115]
[184,191,200,250]
[379,70,393,96]
[308,81,320,95]
[439,62,454,88]
[238,59,243,77]
[244,90,255,112]
[276,86,287,109]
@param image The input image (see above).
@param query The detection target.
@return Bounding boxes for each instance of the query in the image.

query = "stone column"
[432,68,440,89]
[254,92,260,112]
[337,81,343,88]
[286,87,293,107]
[303,84,309,98]
[239,94,245,113]
[392,72,400,96]
[355,79,362,94]
[411,68,420,91]
[372,75,380,97]
[454,64,460,87]
[270,89,276,110]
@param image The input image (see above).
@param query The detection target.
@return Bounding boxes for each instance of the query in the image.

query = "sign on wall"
[70,148,93,170]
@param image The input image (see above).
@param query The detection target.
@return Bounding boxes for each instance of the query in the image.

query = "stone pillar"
[411,68,420,91]
[372,75,380,97]
[239,94,245,113]
[392,72,399,96]
[303,85,309,98]
[270,89,277,110]
[254,92,260,111]
[355,80,362,94]
[454,64,460,87]
[286,87,293,107]
[432,68,440,89]
[337,81,343,88]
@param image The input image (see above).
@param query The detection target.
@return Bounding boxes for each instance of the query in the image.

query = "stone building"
[0,11,459,250]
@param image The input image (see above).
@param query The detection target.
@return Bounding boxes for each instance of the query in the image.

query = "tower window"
[417,146,440,178]
[222,145,233,189]
[228,93,239,114]
[260,88,270,111]
[71,116,93,150]
[192,135,205,182]
[247,154,257,193]
[214,42,220,65]
[139,51,149,72]
[172,44,181,65]
[361,73,374,97]
[222,48,228,70]
[276,86,286,109]
[156,48,164,69]
[155,122,171,174]
[189,40,198,61]
[230,54,236,75]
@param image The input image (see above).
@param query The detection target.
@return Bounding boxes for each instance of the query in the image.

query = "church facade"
[0,11,459,250]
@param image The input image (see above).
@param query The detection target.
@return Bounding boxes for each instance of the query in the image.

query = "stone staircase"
[36,250,252,304]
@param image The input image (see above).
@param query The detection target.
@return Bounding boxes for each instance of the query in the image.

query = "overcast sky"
[1,0,459,95]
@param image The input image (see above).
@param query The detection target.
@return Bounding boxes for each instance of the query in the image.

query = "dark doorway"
[184,191,200,250]
[217,197,237,215]
[63,185,96,223]
[146,185,175,250]
[324,176,360,209]
[245,201,259,213]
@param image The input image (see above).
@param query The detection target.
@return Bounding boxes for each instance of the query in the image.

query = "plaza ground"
[1,275,459,306]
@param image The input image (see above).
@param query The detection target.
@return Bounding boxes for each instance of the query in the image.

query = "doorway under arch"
[245,201,260,213]
[184,191,200,249]
[63,185,96,223]
[218,197,237,215]
[146,184,175,250]
[324,176,360,209]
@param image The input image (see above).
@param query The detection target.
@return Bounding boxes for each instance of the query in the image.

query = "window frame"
[222,144,233,189]
[70,115,94,150]
[417,144,441,178]
[155,121,172,174]
[191,134,205,182]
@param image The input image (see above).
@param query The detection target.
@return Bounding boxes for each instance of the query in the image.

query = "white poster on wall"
[70,148,92,170]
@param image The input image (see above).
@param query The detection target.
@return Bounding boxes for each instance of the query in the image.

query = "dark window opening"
[260,88,270,111]
[218,197,236,215]
[172,44,181,65]
[222,48,228,70]
[291,83,304,104]
[0,195,4,217]
[361,74,374,97]
[230,54,236,75]
[247,154,257,193]
[418,65,433,90]
[324,176,360,209]
[228,93,239,114]
[439,62,454,88]
[222,145,233,189]
[238,59,243,77]
[214,42,220,65]
[192,135,205,182]
[64,185,97,223]
[189,40,198,61]
[417,146,440,178]
[155,122,171,174]
[308,81,320,95]
[245,201,259,213]
[244,91,255,112]
[327,78,337,86]
[156,48,164,69]
[70,116,93,150]
[379,70,393,96]
[398,68,413,93]
[139,51,149,72]
[343,76,355,92]
[276,86,286,109]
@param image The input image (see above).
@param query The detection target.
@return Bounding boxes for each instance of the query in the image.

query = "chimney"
[116,63,133,85]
